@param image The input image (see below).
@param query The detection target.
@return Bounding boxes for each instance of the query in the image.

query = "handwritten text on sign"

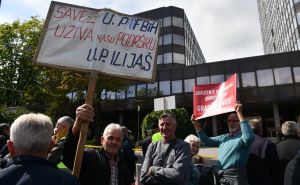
[193,74,237,119]
[34,2,160,82]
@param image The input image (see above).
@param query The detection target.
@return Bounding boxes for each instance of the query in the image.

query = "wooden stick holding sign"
[33,1,160,179]
[72,72,98,177]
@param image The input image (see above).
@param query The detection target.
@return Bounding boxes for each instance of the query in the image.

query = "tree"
[0,17,128,123]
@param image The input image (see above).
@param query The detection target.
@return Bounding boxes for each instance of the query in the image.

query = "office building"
[97,6,300,139]
[257,0,300,54]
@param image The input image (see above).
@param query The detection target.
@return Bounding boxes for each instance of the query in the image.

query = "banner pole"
[72,72,98,178]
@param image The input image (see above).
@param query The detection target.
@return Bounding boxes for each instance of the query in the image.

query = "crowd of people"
[0,102,300,185]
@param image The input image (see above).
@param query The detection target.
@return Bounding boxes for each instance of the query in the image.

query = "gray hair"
[282,121,298,136]
[103,123,122,137]
[10,113,53,154]
[184,134,200,144]
[57,116,74,128]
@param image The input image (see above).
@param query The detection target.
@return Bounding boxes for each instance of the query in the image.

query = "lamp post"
[137,105,140,141]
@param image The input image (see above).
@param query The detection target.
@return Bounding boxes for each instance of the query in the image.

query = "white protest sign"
[34,1,160,82]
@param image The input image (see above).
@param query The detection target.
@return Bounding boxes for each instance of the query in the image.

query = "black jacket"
[63,130,131,185]
[0,155,79,185]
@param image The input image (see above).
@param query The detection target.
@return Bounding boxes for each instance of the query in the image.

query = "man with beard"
[191,102,255,185]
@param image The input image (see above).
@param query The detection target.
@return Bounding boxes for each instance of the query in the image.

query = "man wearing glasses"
[191,102,255,185]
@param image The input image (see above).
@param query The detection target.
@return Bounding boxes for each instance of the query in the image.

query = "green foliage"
[141,108,195,140]
[0,105,29,124]
[0,17,128,121]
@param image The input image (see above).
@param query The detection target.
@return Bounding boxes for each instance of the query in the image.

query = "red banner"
[193,74,237,119]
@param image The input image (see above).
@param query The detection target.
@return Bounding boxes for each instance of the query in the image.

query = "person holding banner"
[62,104,131,185]
[191,102,255,185]
[140,113,191,185]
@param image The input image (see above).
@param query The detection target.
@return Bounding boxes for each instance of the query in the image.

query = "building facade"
[135,6,206,66]
[257,0,300,54]
[97,6,300,140]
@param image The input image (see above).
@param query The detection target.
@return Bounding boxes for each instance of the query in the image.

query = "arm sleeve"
[240,120,255,147]
[140,143,158,184]
[62,129,79,169]
[151,142,192,184]
[197,131,222,147]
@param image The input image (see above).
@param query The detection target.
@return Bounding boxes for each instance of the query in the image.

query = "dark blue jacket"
[0,155,79,185]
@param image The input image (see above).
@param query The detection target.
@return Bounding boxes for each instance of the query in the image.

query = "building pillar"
[272,103,281,129]
[119,112,124,125]
[212,116,218,136]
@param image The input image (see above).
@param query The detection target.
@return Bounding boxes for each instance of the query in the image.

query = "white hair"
[10,113,53,154]
[184,134,200,144]
[103,123,122,137]
[282,121,298,136]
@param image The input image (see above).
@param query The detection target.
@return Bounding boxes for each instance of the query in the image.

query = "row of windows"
[258,0,300,54]
[99,66,300,100]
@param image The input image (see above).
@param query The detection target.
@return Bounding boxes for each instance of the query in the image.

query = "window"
[293,66,300,82]
[101,89,106,100]
[274,67,293,84]
[210,75,224,84]
[159,81,170,95]
[147,82,158,96]
[159,36,163,45]
[172,16,183,27]
[163,34,172,45]
[173,34,184,46]
[184,78,195,92]
[127,85,135,98]
[257,69,274,87]
[226,74,240,88]
[163,16,172,27]
[157,54,163,64]
[106,91,115,100]
[173,53,185,64]
[137,84,147,97]
[242,72,256,87]
[115,90,125,99]
[163,53,172,64]
[196,76,210,85]
[172,80,182,94]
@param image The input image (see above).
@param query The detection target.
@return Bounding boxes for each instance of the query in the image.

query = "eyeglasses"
[228,119,239,122]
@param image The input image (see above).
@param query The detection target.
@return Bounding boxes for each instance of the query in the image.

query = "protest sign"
[193,74,237,119]
[34,1,160,82]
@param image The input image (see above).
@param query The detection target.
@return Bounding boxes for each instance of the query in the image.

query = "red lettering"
[53,6,67,19]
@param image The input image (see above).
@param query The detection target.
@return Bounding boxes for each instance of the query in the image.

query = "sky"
[0,0,264,62]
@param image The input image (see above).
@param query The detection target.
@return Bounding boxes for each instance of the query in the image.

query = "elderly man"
[247,119,280,185]
[62,104,131,185]
[276,121,300,185]
[192,102,255,185]
[0,113,79,185]
[48,116,74,170]
[140,112,191,185]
